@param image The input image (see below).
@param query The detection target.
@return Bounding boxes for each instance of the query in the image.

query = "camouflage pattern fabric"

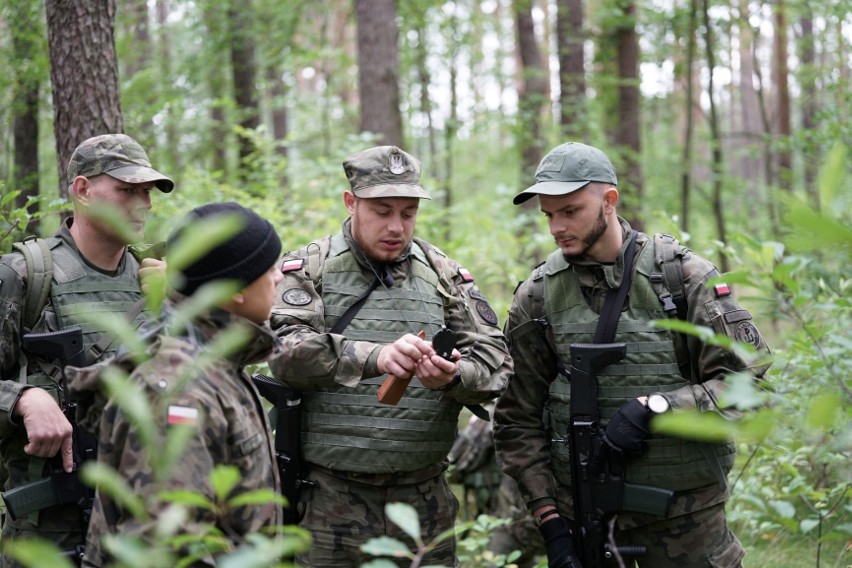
[0,221,149,566]
[68,310,282,567]
[342,146,431,200]
[295,465,458,567]
[488,475,545,568]
[494,219,771,560]
[66,133,173,192]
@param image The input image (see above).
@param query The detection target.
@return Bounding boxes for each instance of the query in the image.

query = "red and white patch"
[714,283,732,298]
[167,405,198,426]
[281,258,304,273]
[458,267,474,282]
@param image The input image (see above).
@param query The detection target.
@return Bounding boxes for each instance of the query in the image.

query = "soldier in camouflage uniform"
[269,146,513,567]
[0,134,173,565]
[70,202,285,567]
[493,142,772,567]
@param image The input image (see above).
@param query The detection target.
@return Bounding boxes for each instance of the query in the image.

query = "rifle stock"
[251,373,308,524]
[2,325,97,522]
[567,343,674,566]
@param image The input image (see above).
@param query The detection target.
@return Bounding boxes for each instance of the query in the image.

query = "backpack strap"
[305,235,332,288]
[12,238,53,332]
[652,233,688,320]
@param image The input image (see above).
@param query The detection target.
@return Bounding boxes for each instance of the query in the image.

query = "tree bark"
[9,1,42,234]
[355,0,403,147]
[701,0,729,273]
[679,0,697,234]
[202,1,229,174]
[228,0,260,182]
[614,0,643,212]
[772,0,793,192]
[797,13,818,205]
[514,0,548,197]
[156,0,179,175]
[556,0,586,138]
[46,0,123,198]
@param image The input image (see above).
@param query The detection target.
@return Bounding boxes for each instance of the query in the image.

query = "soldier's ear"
[343,191,357,215]
[602,187,619,212]
[69,176,90,205]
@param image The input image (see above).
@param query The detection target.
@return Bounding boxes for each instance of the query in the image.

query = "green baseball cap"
[66,133,174,193]
[342,146,431,199]
[513,142,617,205]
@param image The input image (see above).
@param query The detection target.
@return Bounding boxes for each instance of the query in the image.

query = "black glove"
[538,516,584,568]
[603,398,651,459]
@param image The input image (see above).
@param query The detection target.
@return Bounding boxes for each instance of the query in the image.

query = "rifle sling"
[593,232,638,344]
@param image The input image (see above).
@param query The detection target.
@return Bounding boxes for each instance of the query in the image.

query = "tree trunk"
[202,1,229,174]
[157,0,179,175]
[701,0,729,273]
[124,0,154,142]
[46,0,123,199]
[735,0,764,217]
[9,2,42,235]
[614,0,643,219]
[797,13,818,205]
[228,0,260,182]
[679,0,697,234]
[355,0,403,147]
[124,0,150,80]
[772,0,793,192]
[514,0,548,198]
[556,0,586,138]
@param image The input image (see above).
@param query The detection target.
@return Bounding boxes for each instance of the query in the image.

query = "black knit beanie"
[168,202,282,296]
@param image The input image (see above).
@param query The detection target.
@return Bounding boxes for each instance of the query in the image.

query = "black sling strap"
[593,232,638,343]
[329,265,394,335]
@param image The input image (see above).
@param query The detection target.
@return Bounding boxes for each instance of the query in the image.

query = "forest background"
[0,0,849,567]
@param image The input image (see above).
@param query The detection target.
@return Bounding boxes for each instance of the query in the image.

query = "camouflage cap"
[342,146,431,199]
[66,133,174,193]
[513,142,617,205]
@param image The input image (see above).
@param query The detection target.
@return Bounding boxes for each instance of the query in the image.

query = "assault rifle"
[566,343,674,567]
[2,326,97,527]
[251,373,310,524]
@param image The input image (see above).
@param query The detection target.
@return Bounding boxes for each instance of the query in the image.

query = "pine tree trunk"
[772,0,793,192]
[229,0,260,182]
[355,0,403,147]
[556,0,586,138]
[46,0,123,199]
[798,13,818,205]
[514,0,548,196]
[614,0,643,216]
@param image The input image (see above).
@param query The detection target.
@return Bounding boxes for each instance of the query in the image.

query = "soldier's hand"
[14,388,74,472]
[415,349,459,389]
[139,257,167,295]
[377,333,433,379]
[603,398,651,459]
[538,515,583,568]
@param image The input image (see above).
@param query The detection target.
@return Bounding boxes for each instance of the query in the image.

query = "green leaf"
[359,536,413,558]
[817,144,845,209]
[210,465,241,501]
[800,518,821,534]
[100,366,156,449]
[80,462,148,521]
[386,502,421,542]
[769,499,796,519]
[227,488,288,508]
[651,410,733,442]
[1,538,76,568]
[805,392,842,431]
[166,213,244,274]
[158,489,214,510]
[718,373,767,410]
[153,503,191,538]
[359,560,401,568]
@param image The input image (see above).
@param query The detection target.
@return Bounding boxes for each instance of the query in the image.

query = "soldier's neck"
[69,216,127,271]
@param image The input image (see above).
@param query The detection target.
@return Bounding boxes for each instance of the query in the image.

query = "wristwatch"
[646,394,670,414]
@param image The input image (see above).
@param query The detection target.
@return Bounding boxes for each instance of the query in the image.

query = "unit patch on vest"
[282,288,312,306]
[281,258,304,273]
[476,300,498,326]
[468,288,486,301]
[734,321,761,348]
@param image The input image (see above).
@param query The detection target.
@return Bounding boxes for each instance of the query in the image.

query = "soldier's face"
[76,174,154,242]
[345,193,419,263]
[540,187,612,260]
[231,263,285,324]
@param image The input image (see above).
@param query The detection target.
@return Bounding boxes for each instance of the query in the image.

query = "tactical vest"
[542,239,736,492]
[301,234,462,473]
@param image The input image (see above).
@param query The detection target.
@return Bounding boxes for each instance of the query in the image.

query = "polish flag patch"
[167,405,199,426]
[458,267,474,282]
[281,258,304,273]
[714,283,732,298]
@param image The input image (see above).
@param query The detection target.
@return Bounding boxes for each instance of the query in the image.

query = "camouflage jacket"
[268,221,512,407]
[493,220,772,521]
[69,308,282,567]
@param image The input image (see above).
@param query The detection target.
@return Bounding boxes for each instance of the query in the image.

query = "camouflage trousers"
[487,474,544,568]
[614,502,744,567]
[0,503,85,568]
[296,466,460,567]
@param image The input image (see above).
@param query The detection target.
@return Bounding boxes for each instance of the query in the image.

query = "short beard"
[563,206,608,261]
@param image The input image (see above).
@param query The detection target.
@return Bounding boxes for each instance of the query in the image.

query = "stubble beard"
[563,206,608,262]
